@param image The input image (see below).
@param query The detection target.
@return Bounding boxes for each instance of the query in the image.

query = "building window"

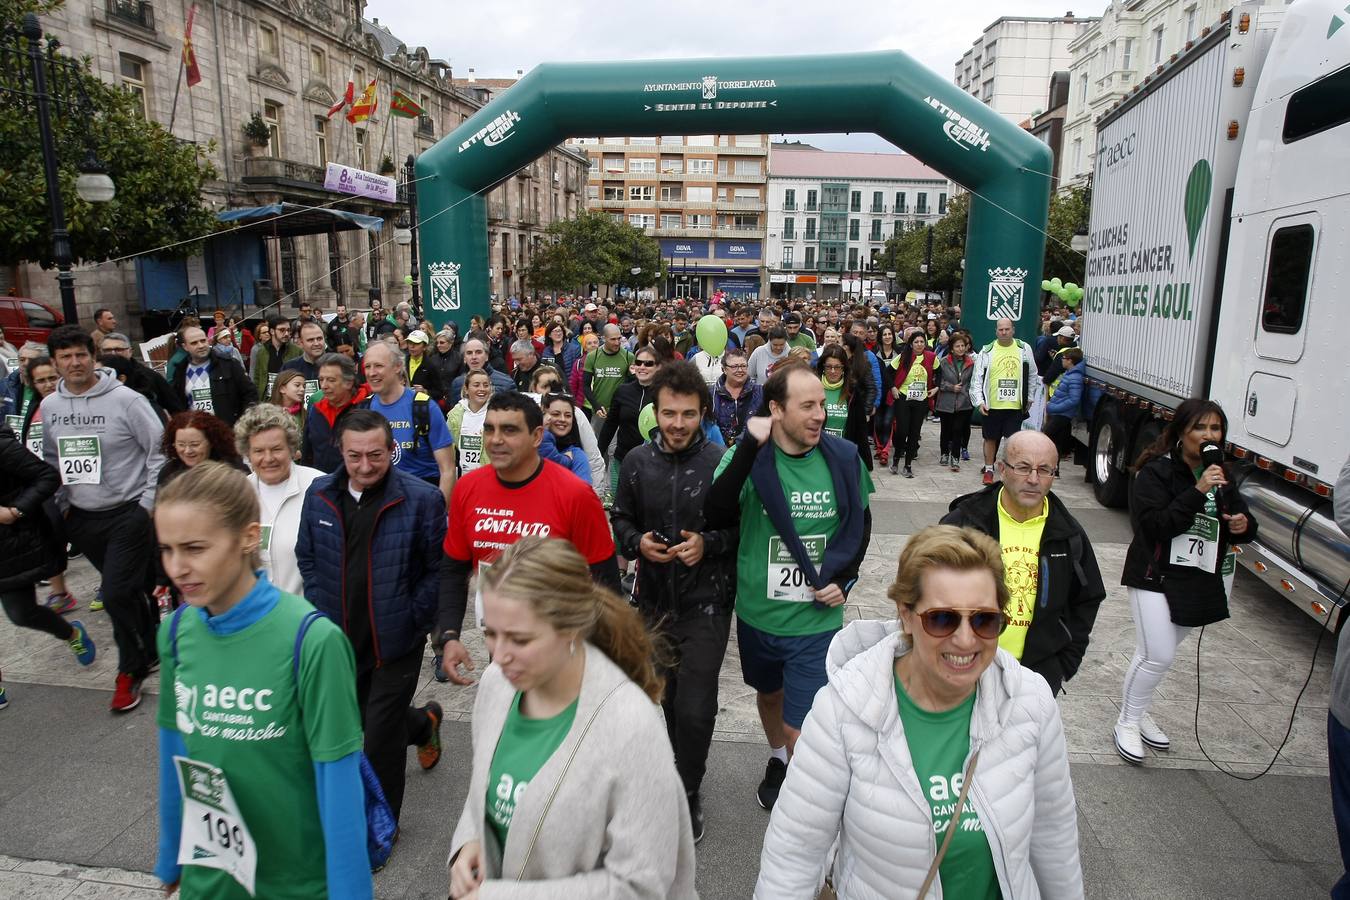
[660,156,683,174]
[734,134,761,147]
[1153,27,1165,64]
[806,189,817,211]
[734,188,760,202]
[848,247,858,271]
[849,190,861,212]
[895,192,906,213]
[1080,74,1088,107]
[804,246,816,269]
[1073,138,1083,172]
[259,23,278,57]
[783,188,796,210]
[783,218,794,239]
[660,185,681,201]
[981,79,993,102]
[782,245,794,267]
[314,115,328,167]
[916,194,928,215]
[602,185,623,201]
[870,220,882,241]
[355,128,367,170]
[328,232,342,296]
[686,134,715,146]
[1121,37,1134,70]
[687,213,711,228]
[686,186,713,202]
[119,55,148,118]
[628,157,656,174]
[938,193,948,215]
[586,184,599,200]
[871,191,884,212]
[1185,7,1197,41]
[848,219,859,241]
[1260,224,1315,334]
[893,220,903,237]
[310,46,326,78]
[629,185,654,201]
[687,158,714,176]
[263,101,281,156]
[588,157,599,174]
[660,214,681,229]
[805,218,816,240]
[630,136,656,145]
[628,214,655,229]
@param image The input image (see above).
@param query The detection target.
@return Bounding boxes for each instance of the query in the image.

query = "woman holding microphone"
[1114,398,1258,764]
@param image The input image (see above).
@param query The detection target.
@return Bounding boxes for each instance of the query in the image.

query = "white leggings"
[1118,588,1191,725]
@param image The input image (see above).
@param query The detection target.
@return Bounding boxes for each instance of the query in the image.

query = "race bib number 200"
[767,534,826,603]
[57,435,102,485]
[174,755,258,896]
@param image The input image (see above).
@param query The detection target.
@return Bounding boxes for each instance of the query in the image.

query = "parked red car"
[0,296,64,347]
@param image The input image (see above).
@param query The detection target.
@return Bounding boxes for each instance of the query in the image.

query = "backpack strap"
[291,609,326,688]
[169,604,189,664]
[412,391,432,452]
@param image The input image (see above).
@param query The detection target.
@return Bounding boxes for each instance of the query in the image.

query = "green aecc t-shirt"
[486,692,579,848]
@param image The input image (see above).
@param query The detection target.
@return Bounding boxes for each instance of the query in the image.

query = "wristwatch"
[434,629,459,649]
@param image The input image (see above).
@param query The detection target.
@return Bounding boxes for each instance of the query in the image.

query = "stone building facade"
[14,0,586,336]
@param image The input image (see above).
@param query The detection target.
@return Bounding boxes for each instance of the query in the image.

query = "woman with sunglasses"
[757,525,1081,899]
[596,345,662,493]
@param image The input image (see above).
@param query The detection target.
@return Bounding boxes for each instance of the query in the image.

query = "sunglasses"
[913,608,1008,640]
[633,359,658,368]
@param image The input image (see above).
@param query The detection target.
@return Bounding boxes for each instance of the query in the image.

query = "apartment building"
[570,134,769,302]
[955,13,1099,124]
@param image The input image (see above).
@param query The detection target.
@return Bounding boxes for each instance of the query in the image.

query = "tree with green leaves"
[0,2,219,268]
[525,209,662,296]
[876,193,969,298]
[1042,184,1090,288]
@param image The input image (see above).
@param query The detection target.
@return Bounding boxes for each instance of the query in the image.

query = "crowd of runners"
[9,288,1340,900]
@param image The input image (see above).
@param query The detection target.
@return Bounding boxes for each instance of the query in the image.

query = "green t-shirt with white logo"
[486,692,579,849]
[718,443,873,636]
[583,348,633,412]
[822,384,848,438]
[157,590,364,899]
[894,674,999,900]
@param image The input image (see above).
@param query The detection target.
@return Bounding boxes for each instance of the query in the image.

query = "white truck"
[1078,0,1350,624]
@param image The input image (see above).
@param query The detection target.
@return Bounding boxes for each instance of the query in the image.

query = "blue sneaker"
[0,683,8,710]
[432,653,449,684]
[68,620,96,666]
[89,588,104,612]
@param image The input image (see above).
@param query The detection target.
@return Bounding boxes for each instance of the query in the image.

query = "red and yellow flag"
[182,3,201,87]
[346,79,377,124]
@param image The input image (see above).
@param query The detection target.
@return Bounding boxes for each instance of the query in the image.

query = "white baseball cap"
[407,329,430,344]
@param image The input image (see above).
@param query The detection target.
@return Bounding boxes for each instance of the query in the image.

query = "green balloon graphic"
[1050,277,1063,291]
[1041,279,1053,291]
[638,403,657,440]
[1184,159,1213,259]
[1063,282,1078,294]
[694,314,728,356]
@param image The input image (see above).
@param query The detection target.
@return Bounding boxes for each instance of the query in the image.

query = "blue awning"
[217,203,384,235]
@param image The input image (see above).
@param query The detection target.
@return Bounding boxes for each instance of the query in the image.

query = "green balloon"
[403,274,414,285]
[1072,286,1085,301]
[1050,277,1063,290]
[695,314,728,356]
[1063,282,1079,294]
[1041,279,1053,292]
[1065,294,1081,308]
[638,403,657,440]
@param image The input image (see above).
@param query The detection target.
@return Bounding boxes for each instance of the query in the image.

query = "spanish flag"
[346,79,377,124]
[182,3,201,87]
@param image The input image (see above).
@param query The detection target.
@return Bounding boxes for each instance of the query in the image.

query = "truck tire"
[1091,403,1129,508]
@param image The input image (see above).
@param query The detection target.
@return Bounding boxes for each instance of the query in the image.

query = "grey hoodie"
[41,368,165,512]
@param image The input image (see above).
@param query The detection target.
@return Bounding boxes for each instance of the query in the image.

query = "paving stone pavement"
[0,417,1340,897]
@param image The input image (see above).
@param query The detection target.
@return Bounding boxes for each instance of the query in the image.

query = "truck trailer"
[1078,0,1350,624]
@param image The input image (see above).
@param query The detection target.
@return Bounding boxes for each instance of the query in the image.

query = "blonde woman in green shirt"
[448,537,697,899]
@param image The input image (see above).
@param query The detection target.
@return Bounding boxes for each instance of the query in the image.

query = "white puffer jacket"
[755,619,1083,900]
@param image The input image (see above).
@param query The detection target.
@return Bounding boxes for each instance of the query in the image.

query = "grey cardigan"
[449,644,699,899]
[934,352,975,414]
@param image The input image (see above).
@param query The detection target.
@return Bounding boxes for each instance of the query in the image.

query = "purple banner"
[324,163,397,203]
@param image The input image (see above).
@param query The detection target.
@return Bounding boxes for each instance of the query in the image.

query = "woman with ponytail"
[448,536,697,900]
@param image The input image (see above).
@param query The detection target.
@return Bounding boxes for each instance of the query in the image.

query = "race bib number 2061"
[57,435,102,485]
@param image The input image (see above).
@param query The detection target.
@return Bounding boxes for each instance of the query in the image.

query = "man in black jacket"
[170,325,256,426]
[940,430,1105,695]
[611,361,737,844]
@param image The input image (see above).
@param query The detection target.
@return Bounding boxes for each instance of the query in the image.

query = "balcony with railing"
[782,202,797,211]
[241,156,325,187]
[417,115,434,137]
[107,0,155,30]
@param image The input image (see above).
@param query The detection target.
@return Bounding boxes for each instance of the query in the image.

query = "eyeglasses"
[1004,463,1059,479]
[633,360,657,368]
[724,363,748,370]
[822,364,845,373]
[914,608,1008,640]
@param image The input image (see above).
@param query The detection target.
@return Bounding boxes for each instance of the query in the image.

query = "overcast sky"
[369,0,1100,153]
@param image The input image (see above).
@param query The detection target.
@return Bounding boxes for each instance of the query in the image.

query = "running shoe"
[689,792,705,844]
[939,453,950,467]
[951,460,961,473]
[45,592,77,615]
[417,701,443,770]
[1113,722,1145,765]
[888,459,899,475]
[1139,713,1170,752]
[756,757,787,811]
[903,466,915,479]
[431,653,449,684]
[961,448,971,461]
[67,545,82,560]
[982,466,995,486]
[0,683,8,710]
[110,671,143,713]
[68,620,96,666]
[89,588,104,612]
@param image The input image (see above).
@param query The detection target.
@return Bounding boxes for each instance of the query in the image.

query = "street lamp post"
[403,154,421,318]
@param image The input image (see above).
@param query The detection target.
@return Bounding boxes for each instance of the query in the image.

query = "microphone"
[1200,443,1232,513]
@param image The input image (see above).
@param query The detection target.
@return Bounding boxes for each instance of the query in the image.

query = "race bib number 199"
[174,755,258,896]
[767,534,826,603]
[57,435,102,485]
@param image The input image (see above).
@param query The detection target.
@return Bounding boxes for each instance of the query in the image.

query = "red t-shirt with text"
[445,459,615,567]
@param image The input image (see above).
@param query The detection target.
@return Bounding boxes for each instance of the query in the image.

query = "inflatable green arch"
[415,50,1052,347]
